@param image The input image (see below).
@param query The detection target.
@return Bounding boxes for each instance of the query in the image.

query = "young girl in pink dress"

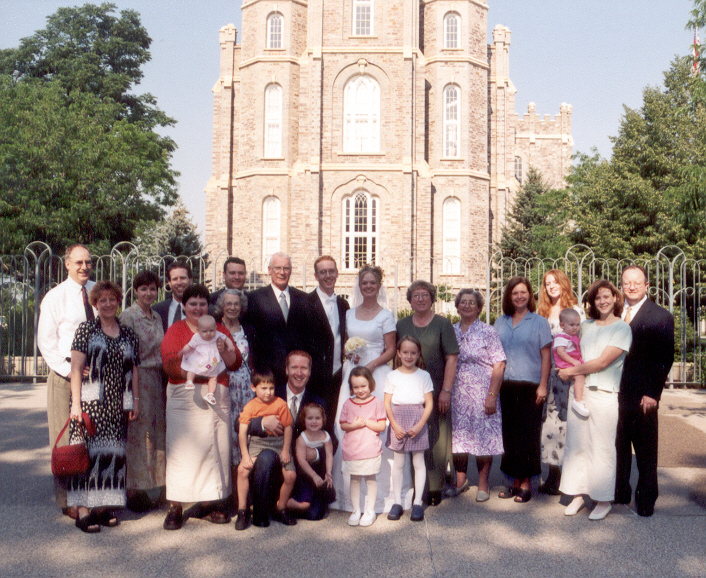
[179,315,235,406]
[339,366,387,527]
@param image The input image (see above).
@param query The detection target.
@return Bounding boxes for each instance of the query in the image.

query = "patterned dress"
[540,305,586,465]
[227,325,253,464]
[67,318,140,508]
[451,320,506,456]
[119,304,166,492]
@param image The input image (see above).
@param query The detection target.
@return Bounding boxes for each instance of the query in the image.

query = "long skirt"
[499,380,543,480]
[559,387,619,502]
[165,381,231,503]
[540,368,570,466]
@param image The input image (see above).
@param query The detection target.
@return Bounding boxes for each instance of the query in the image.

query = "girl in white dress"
[332,265,401,513]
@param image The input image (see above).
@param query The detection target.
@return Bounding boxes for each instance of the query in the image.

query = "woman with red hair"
[537,269,585,494]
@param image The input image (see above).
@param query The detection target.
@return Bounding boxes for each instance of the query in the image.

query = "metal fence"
[2,242,704,386]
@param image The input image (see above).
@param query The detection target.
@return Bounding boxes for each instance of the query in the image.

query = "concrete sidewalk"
[1,382,705,577]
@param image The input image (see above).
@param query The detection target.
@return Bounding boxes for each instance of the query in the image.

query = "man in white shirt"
[37,244,96,518]
[305,256,349,420]
[153,261,193,334]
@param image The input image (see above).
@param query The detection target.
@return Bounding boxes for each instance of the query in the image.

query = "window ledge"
[440,157,464,161]
[442,47,463,51]
[261,157,285,160]
[348,35,378,39]
[339,152,385,156]
[265,48,285,52]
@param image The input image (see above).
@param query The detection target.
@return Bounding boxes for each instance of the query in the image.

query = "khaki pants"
[47,369,71,509]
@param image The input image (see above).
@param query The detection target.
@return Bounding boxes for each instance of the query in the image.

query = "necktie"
[82,286,95,321]
[624,306,632,324]
[172,304,182,325]
[289,395,298,421]
[279,292,289,322]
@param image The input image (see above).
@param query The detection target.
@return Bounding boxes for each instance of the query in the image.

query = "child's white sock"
[364,477,378,514]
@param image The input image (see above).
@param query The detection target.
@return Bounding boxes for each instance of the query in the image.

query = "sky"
[0,0,696,238]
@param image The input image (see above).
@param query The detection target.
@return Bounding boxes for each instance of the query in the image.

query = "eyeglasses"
[458,300,477,307]
[271,266,292,273]
[622,282,645,288]
[411,293,430,300]
[316,269,337,276]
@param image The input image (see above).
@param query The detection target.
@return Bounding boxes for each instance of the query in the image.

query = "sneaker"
[184,381,195,390]
[359,511,376,527]
[387,504,403,521]
[572,399,590,418]
[410,504,424,522]
[348,511,362,526]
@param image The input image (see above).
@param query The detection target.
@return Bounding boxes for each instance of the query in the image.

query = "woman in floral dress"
[450,289,506,502]
[68,281,140,532]
[215,289,254,470]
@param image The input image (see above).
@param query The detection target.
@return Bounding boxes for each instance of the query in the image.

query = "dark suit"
[249,385,337,522]
[615,299,674,515]
[153,297,179,335]
[305,290,349,420]
[245,285,308,389]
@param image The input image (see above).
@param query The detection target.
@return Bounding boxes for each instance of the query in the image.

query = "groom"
[305,256,349,421]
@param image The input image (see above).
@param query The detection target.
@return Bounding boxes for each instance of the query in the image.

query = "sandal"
[75,511,101,533]
[498,487,519,499]
[96,510,119,527]
[204,393,216,406]
[514,489,532,503]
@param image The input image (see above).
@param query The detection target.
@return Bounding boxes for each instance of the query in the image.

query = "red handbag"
[51,413,96,477]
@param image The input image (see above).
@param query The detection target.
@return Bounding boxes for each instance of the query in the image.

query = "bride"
[332,265,409,513]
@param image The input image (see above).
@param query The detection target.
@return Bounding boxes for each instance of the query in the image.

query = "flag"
[693,27,701,76]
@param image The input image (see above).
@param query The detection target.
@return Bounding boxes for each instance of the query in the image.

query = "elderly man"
[305,256,349,421]
[210,256,247,306]
[246,253,308,389]
[615,265,674,517]
[153,260,193,334]
[37,244,96,519]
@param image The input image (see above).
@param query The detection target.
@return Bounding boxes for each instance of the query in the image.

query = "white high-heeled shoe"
[588,501,612,520]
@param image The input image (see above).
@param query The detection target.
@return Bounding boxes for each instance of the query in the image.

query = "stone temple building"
[204,0,573,288]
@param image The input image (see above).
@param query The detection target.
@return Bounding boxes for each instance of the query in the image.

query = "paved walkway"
[1,382,705,577]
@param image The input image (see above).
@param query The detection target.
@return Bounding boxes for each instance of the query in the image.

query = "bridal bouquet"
[344,337,368,365]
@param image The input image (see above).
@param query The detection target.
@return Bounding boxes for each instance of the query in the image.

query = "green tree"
[567,59,706,259]
[134,201,205,259]
[0,3,178,255]
[499,167,570,260]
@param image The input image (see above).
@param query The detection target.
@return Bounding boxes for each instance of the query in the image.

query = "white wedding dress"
[331,308,414,513]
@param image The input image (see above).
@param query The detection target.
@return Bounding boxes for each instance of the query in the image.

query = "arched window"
[264,84,282,158]
[353,0,373,36]
[443,85,459,158]
[343,191,378,269]
[514,156,523,183]
[443,198,461,274]
[267,13,283,49]
[444,13,459,49]
[262,196,281,267]
[344,76,380,153]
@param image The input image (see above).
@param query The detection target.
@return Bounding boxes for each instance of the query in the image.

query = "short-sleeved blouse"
[396,315,459,392]
[119,303,163,370]
[580,319,632,392]
[494,311,552,383]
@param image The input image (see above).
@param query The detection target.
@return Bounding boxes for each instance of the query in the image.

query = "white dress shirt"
[622,295,648,322]
[316,287,342,374]
[168,299,184,327]
[37,277,96,377]
[270,284,290,310]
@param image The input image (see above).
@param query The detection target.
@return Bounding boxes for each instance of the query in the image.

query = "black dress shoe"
[163,504,183,530]
[387,504,403,520]
[425,491,442,506]
[234,509,249,531]
[272,508,296,526]
[636,504,654,517]
[252,514,270,528]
